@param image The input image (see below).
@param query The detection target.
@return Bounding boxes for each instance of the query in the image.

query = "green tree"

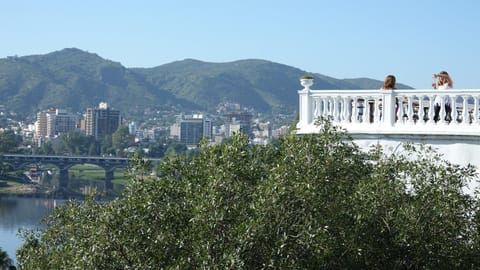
[35,141,54,155]
[164,140,187,157]
[287,112,299,134]
[100,135,114,156]
[88,142,100,156]
[112,125,130,157]
[348,143,479,268]
[0,247,14,270]
[0,130,21,153]
[51,140,67,155]
[16,119,480,269]
[61,131,96,155]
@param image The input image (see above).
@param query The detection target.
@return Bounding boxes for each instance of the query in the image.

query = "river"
[0,195,65,266]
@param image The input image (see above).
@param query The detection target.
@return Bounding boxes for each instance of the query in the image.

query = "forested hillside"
[0,48,412,117]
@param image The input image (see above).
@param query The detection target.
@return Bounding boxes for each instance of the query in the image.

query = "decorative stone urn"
[300,75,314,89]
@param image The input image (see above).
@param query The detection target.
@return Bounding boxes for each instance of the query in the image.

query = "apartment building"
[85,102,121,139]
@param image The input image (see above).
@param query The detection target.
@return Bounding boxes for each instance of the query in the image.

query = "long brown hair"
[382,75,396,89]
[437,71,453,87]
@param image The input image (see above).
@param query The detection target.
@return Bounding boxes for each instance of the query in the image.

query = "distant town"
[0,101,295,155]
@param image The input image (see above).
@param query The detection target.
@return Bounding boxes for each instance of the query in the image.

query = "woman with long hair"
[382,74,396,90]
[432,71,453,122]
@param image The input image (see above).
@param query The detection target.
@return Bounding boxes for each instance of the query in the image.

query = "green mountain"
[0,48,183,117]
[0,48,412,117]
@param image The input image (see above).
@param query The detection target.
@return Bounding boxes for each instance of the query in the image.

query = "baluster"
[439,95,447,124]
[317,98,322,118]
[449,94,457,124]
[344,97,352,123]
[379,96,384,121]
[323,97,330,118]
[313,98,319,118]
[407,96,415,124]
[349,97,354,122]
[339,97,344,122]
[428,96,435,124]
[374,96,381,123]
[357,97,363,123]
[474,96,479,125]
[329,97,334,117]
[396,96,404,124]
[338,98,343,122]
[333,97,340,123]
[418,95,425,124]
[320,98,325,118]
[362,97,370,124]
[352,97,358,123]
[462,95,469,125]
[322,97,328,118]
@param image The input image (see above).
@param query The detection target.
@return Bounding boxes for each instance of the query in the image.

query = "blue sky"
[1,0,479,89]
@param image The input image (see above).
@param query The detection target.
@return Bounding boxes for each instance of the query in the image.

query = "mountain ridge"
[0,48,413,118]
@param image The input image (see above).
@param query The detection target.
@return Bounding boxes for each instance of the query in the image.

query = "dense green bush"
[16,119,480,269]
[0,246,15,270]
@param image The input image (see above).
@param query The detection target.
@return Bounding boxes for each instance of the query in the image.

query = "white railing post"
[297,79,313,129]
[382,91,396,126]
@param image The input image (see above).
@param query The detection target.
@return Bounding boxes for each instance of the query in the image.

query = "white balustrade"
[297,80,480,136]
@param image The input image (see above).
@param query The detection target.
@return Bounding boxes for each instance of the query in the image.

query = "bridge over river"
[0,154,158,189]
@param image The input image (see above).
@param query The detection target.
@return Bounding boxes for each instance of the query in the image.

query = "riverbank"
[0,180,120,200]
[0,180,49,195]
[1,165,128,198]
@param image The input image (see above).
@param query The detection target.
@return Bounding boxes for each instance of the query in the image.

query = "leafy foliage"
[0,130,21,153]
[60,131,97,155]
[0,246,15,270]
[111,125,131,157]
[16,119,480,269]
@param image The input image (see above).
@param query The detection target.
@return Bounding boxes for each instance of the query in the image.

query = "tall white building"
[35,111,50,139]
[50,109,79,135]
[171,114,212,147]
[85,102,121,139]
[128,121,136,135]
[36,108,79,138]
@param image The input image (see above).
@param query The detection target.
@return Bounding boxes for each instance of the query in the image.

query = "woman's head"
[438,71,449,85]
[383,75,396,89]
[432,70,453,89]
